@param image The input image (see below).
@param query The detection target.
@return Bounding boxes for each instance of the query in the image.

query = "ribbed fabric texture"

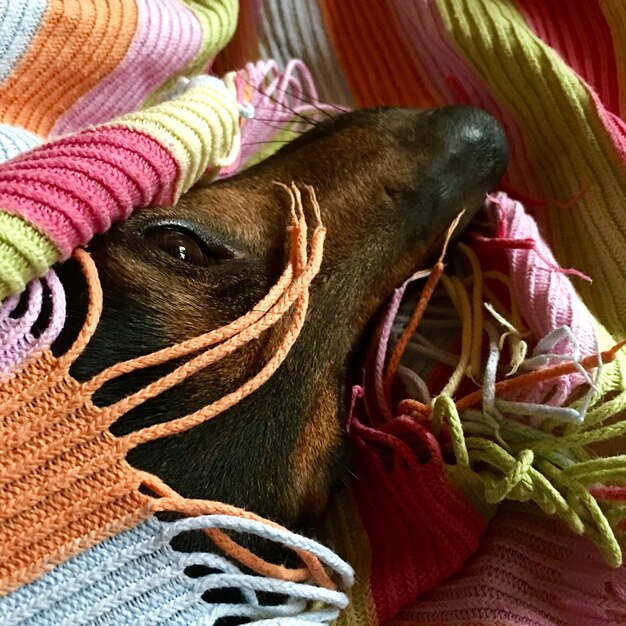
[0,75,242,300]
[390,503,626,626]
[0,0,48,84]
[0,125,41,163]
[2,515,352,626]
[0,0,241,303]
[0,0,238,138]
[212,2,626,625]
[3,1,626,625]
[347,406,487,624]
[49,0,206,136]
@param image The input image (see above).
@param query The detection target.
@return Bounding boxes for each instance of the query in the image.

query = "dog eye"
[146,227,208,265]
[144,226,233,267]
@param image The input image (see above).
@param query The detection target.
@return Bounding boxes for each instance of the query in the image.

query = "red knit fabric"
[348,394,487,624]
[515,0,621,116]
[0,126,179,258]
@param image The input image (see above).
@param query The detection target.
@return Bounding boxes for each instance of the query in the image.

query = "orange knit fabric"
[0,0,137,136]
[0,184,332,595]
[318,0,439,108]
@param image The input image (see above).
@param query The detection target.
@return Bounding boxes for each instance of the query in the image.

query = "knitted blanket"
[0,2,353,624]
[216,2,626,625]
[2,1,626,626]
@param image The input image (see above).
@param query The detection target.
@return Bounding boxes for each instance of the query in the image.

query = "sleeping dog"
[54,104,508,553]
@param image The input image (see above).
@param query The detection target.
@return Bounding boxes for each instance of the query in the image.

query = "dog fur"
[53,105,508,548]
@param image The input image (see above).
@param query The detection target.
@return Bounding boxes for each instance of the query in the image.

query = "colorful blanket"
[0,2,352,625]
[1,1,626,626]
[217,1,626,625]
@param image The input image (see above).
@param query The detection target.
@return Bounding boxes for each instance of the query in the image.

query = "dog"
[54,104,508,554]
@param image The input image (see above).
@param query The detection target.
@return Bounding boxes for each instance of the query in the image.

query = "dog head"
[56,105,508,534]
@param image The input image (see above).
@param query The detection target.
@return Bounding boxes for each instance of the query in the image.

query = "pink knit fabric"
[0,126,178,258]
[0,271,66,380]
[390,503,626,626]
[487,192,597,405]
[51,0,203,136]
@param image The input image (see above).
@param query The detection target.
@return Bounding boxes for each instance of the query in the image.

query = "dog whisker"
[244,118,311,134]
[239,74,321,127]
[240,140,294,146]
[249,71,348,118]
[265,82,347,120]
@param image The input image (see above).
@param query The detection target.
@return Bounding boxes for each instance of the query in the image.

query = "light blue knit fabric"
[0,124,41,163]
[1,514,353,625]
[0,0,47,82]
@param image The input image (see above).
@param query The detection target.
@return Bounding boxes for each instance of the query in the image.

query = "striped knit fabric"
[0,0,238,138]
[0,0,241,299]
[215,2,626,625]
[0,75,243,300]
[3,515,352,626]
[0,2,353,624]
[2,2,626,626]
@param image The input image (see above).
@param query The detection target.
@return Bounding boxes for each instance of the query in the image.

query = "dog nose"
[411,105,508,218]
[430,104,508,190]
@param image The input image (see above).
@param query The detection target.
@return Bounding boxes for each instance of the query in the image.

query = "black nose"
[405,104,508,225]
[427,104,509,193]
[438,105,508,179]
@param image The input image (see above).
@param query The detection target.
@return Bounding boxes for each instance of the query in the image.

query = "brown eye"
[145,227,212,266]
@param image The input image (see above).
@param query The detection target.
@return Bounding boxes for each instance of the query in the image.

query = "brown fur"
[56,105,508,548]
[290,373,343,520]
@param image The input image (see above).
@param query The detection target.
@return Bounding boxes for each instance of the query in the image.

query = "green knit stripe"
[437,0,626,354]
[0,213,58,301]
[185,0,239,71]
